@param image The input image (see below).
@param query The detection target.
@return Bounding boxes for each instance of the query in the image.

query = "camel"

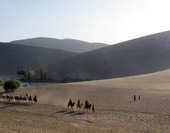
[9,96,14,101]
[15,95,20,101]
[19,95,23,101]
[22,96,27,101]
[68,102,75,110]
[6,95,10,99]
[28,96,32,102]
[33,96,37,103]
[1,94,6,99]
[84,104,92,112]
[77,103,83,109]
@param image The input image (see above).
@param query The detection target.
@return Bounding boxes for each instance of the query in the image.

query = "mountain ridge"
[0,42,77,77]
[10,37,109,53]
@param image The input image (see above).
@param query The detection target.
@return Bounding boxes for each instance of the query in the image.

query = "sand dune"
[47,30,170,80]
[0,69,170,132]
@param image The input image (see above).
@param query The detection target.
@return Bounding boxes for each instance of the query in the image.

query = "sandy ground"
[0,69,170,133]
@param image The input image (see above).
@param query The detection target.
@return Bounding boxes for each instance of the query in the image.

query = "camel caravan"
[0,93,38,103]
[68,99,95,113]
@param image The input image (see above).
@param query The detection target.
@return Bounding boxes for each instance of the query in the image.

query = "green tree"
[17,70,28,78]
[39,68,48,79]
[3,79,20,92]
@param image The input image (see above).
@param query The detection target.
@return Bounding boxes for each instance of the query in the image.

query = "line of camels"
[68,99,95,113]
[1,94,95,112]
[0,93,37,103]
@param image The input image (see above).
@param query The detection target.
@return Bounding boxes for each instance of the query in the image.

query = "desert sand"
[0,69,170,133]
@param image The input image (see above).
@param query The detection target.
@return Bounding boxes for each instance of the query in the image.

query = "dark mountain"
[10,37,109,53]
[46,30,170,81]
[0,42,77,77]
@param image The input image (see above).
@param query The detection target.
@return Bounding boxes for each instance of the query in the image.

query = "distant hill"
[0,42,77,77]
[46,30,170,81]
[10,37,109,53]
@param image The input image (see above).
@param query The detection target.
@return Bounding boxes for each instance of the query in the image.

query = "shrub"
[3,79,20,92]
[0,80,4,86]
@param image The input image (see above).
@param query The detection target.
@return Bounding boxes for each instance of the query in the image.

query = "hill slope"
[0,42,77,77]
[10,37,109,53]
[1,68,170,132]
[47,30,170,80]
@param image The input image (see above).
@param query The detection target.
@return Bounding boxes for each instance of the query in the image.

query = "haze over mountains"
[0,42,77,77]
[10,37,109,53]
[47,30,170,80]
[1,30,170,81]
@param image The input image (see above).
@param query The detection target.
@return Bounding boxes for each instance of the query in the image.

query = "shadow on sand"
[0,101,31,109]
[128,100,136,103]
[56,110,85,116]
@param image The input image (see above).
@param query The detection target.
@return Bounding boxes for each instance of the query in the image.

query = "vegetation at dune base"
[3,79,20,92]
[18,69,36,80]
[28,68,36,80]
[62,77,92,82]
[0,80,4,86]
[17,70,28,78]
[39,68,48,80]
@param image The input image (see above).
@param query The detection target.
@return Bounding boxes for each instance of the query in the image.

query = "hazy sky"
[1,0,170,44]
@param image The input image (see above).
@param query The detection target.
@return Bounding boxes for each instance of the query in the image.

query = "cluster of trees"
[18,68,35,80]
[1,68,48,92]
[17,68,47,80]
[39,68,48,79]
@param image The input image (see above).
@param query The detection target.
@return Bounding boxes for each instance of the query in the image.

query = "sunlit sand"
[0,69,170,132]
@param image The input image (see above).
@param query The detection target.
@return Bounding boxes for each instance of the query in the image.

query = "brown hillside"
[47,30,170,80]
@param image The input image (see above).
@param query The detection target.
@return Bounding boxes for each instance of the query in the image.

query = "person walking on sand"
[134,95,136,101]
[92,104,95,113]
[139,95,140,100]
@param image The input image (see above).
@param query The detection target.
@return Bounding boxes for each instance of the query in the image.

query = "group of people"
[134,95,141,101]
[68,99,95,113]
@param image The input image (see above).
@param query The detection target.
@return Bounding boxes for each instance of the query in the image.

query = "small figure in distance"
[77,99,80,108]
[92,104,95,113]
[139,95,140,100]
[134,95,136,101]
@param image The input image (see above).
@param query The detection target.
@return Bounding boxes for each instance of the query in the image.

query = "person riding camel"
[20,95,22,100]
[28,95,32,101]
[77,99,80,108]
[69,99,72,105]
[85,100,89,107]
[34,95,37,102]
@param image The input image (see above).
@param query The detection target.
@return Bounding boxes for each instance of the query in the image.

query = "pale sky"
[1,0,170,44]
